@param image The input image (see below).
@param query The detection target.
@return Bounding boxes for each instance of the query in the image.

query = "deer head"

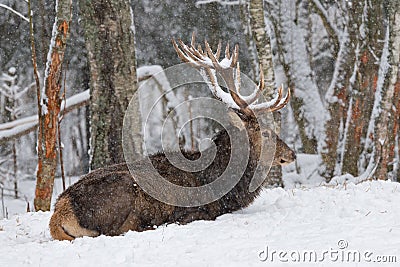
[172,33,296,167]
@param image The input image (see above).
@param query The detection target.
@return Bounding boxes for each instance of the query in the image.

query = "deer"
[49,34,296,241]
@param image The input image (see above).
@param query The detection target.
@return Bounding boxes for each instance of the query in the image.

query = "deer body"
[50,34,296,240]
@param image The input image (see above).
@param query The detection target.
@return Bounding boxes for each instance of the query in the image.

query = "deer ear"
[227,109,246,131]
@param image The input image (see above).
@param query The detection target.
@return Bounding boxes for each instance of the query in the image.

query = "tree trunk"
[249,0,274,92]
[239,0,257,80]
[80,0,140,170]
[320,1,387,180]
[375,0,400,180]
[341,2,385,177]
[266,0,322,156]
[34,0,72,211]
[249,0,283,187]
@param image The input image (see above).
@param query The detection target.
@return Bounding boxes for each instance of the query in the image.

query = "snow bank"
[1,180,399,266]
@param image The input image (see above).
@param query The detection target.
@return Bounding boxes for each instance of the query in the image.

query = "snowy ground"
[1,155,400,266]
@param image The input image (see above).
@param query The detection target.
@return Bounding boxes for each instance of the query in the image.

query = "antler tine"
[228,61,256,116]
[268,86,284,110]
[235,62,241,95]
[171,38,190,64]
[204,40,250,113]
[179,38,213,69]
[197,44,205,56]
[229,90,253,117]
[225,42,231,59]
[230,44,239,68]
[215,40,222,60]
[188,33,205,59]
[204,40,222,70]
[178,39,199,61]
[172,37,210,69]
[190,43,205,59]
[173,34,291,117]
[268,87,291,112]
[191,31,196,47]
[241,66,265,106]
[252,85,291,113]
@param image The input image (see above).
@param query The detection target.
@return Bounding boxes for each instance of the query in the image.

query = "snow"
[0,111,36,131]
[1,155,399,266]
[137,65,164,79]
[249,87,288,110]
[199,68,240,110]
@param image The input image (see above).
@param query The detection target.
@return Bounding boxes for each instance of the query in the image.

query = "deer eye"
[262,131,270,138]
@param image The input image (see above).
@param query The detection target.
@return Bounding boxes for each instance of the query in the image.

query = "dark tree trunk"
[80,0,139,170]
[320,1,387,180]
[375,0,400,181]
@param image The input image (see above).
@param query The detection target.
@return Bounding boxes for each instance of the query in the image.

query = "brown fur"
[50,197,99,240]
[50,117,296,240]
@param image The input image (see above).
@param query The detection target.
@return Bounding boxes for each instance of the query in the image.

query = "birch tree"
[248,0,283,187]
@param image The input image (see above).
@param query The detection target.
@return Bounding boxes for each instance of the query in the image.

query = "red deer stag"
[49,34,296,241]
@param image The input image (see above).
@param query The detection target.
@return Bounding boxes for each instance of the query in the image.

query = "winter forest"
[1,0,400,266]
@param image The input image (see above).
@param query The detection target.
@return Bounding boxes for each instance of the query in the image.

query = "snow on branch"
[310,0,341,52]
[195,0,240,8]
[0,90,90,143]
[0,65,165,142]
[359,25,390,169]
[0,4,29,22]
[324,30,349,103]
[310,0,341,36]
[329,154,379,186]
[0,115,37,131]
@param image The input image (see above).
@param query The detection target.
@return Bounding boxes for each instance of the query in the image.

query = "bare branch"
[0,4,29,22]
[195,0,240,8]
[310,0,340,53]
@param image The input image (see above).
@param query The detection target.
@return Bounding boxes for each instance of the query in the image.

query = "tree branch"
[0,66,162,143]
[0,4,29,22]
[195,0,240,8]
[310,0,340,54]
[0,90,89,143]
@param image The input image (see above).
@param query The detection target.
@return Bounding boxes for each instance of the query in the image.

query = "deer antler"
[172,33,290,117]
